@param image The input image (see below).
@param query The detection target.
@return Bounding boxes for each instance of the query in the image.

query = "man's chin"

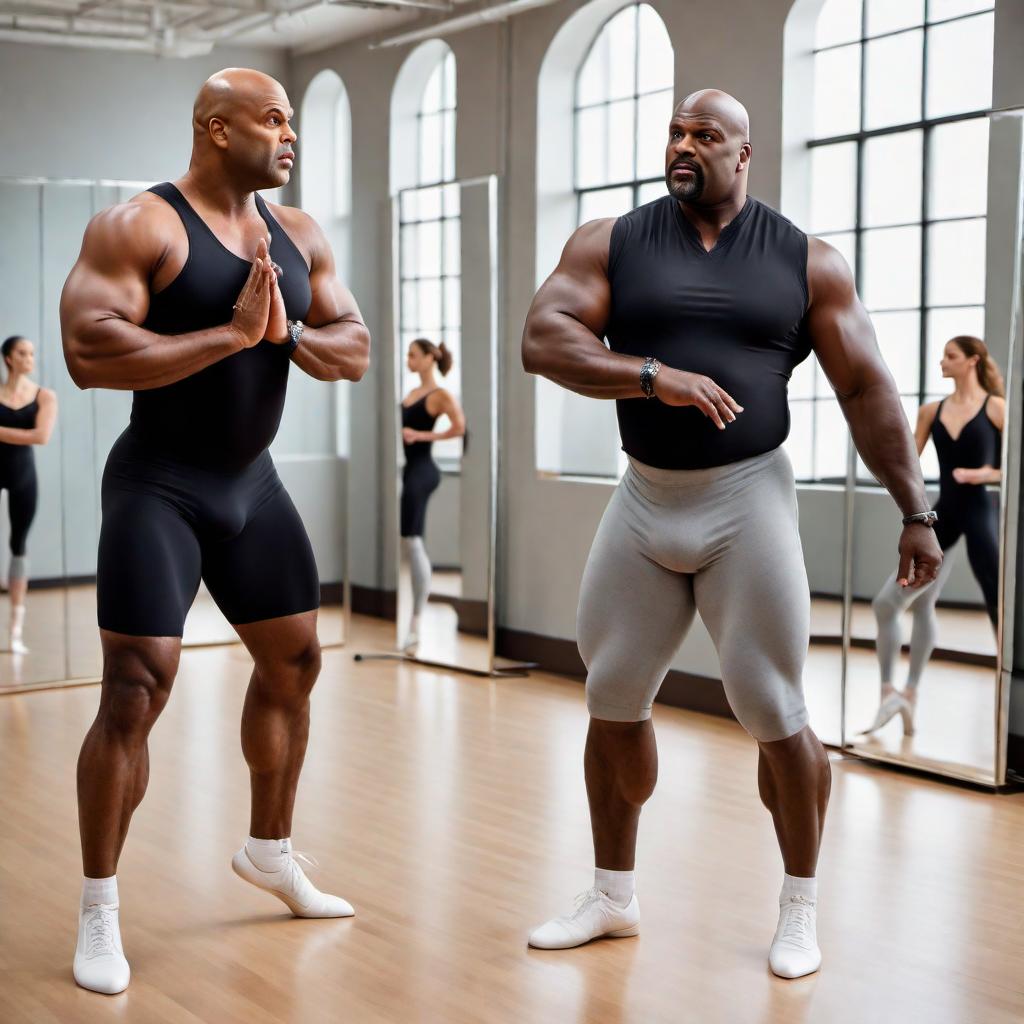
[666,181,702,202]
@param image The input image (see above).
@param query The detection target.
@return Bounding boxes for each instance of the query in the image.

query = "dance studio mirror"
[841,108,1023,785]
[392,177,498,675]
[0,177,348,695]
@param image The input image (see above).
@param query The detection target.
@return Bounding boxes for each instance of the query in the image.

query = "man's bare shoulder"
[807,235,856,304]
[559,217,618,271]
[263,200,320,239]
[81,195,178,264]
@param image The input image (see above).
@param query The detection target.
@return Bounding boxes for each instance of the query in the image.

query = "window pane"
[929,118,989,220]
[400,224,417,278]
[927,218,986,306]
[637,180,666,205]
[401,280,417,330]
[866,0,923,36]
[576,105,608,189]
[400,189,419,223]
[814,44,861,138]
[871,310,921,391]
[607,99,636,184]
[926,306,985,392]
[785,401,814,480]
[820,231,857,278]
[815,399,849,478]
[810,142,857,233]
[815,0,863,49]
[577,32,609,107]
[636,89,673,180]
[442,52,456,109]
[442,110,456,182]
[579,185,633,223]
[417,279,442,331]
[442,183,460,218]
[422,63,442,115]
[444,219,460,276]
[864,30,923,130]
[637,4,673,94]
[928,0,992,20]
[862,225,921,310]
[926,13,993,119]
[863,130,922,227]
[444,278,460,330]
[606,7,637,101]
[789,356,816,400]
[416,220,441,276]
[416,185,442,222]
[418,112,442,185]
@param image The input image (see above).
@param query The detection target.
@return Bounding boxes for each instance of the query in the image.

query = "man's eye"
[270,117,281,126]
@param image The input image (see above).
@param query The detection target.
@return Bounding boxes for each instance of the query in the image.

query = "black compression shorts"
[97,429,320,637]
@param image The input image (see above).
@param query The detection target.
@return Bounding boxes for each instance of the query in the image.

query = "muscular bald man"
[61,68,370,994]
[522,90,942,976]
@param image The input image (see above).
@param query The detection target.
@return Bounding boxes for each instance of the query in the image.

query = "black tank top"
[0,390,38,480]
[931,396,1001,498]
[402,390,439,460]
[130,182,312,471]
[606,195,811,469]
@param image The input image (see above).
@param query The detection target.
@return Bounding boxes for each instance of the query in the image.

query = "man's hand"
[653,367,743,430]
[897,524,943,589]
[230,238,275,349]
[265,260,290,345]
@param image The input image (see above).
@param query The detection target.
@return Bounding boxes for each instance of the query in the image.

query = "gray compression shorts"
[577,447,811,743]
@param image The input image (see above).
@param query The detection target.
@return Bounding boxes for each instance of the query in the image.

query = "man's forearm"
[839,379,930,515]
[523,314,646,398]
[68,319,243,391]
[290,319,370,382]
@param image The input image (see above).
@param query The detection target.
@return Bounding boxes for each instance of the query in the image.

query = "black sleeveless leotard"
[96,182,320,636]
[606,195,812,469]
[931,395,1001,625]
[0,390,39,559]
[400,390,441,538]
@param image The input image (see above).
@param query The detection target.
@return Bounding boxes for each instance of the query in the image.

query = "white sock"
[595,867,634,906]
[246,836,292,872]
[781,873,817,902]
[10,604,25,636]
[82,875,118,907]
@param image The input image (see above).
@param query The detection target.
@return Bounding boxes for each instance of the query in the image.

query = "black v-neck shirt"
[606,194,812,470]
[130,182,312,472]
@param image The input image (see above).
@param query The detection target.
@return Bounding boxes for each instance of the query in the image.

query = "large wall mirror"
[840,108,1023,785]
[390,176,501,676]
[1,176,348,695]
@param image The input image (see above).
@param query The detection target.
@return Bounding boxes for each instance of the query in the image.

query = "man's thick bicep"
[532,259,612,338]
[807,293,891,399]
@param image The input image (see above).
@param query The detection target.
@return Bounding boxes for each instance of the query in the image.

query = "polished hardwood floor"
[1,615,1022,1024]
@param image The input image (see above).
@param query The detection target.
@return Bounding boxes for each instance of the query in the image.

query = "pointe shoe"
[528,888,640,949]
[859,692,911,735]
[898,693,916,736]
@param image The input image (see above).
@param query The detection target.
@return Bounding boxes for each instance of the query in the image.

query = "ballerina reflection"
[0,336,58,655]
[400,338,466,651]
[864,336,1004,736]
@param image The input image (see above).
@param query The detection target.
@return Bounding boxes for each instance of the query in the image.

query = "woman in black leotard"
[0,335,57,653]
[865,335,1005,735]
[400,337,466,649]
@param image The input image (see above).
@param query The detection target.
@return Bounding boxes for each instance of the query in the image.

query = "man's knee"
[100,646,176,738]
[256,635,322,701]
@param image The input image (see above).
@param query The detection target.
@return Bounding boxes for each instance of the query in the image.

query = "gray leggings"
[578,448,811,743]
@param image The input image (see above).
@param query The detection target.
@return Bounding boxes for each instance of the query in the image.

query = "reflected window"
[794,0,994,483]
[418,50,456,187]
[574,3,674,226]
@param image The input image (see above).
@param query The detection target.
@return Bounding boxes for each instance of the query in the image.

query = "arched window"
[574,3,674,224]
[393,43,462,463]
[789,0,994,483]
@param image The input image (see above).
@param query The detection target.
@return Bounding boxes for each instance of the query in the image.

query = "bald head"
[675,89,750,144]
[193,68,290,136]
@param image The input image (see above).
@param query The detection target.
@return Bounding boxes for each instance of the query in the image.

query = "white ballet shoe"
[528,887,640,950]
[73,903,131,994]
[231,846,354,918]
[859,692,911,735]
[769,894,821,979]
[9,635,28,654]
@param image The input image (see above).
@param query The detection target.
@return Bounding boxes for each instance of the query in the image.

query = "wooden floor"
[1,614,1023,1024]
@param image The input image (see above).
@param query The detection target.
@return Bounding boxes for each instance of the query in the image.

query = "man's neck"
[177,163,257,219]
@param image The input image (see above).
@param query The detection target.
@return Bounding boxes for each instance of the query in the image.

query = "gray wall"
[0,41,347,583]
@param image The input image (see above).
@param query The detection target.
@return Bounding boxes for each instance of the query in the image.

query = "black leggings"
[97,430,320,637]
[934,494,1000,627]
[400,455,441,538]
[2,461,37,558]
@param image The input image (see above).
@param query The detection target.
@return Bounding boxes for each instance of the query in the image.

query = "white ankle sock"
[595,867,634,906]
[246,836,291,872]
[10,604,25,636]
[82,875,118,907]
[781,873,817,902]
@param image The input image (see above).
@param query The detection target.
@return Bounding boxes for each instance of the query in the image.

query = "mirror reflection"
[847,336,1005,777]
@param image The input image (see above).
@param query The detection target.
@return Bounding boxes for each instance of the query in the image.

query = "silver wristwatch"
[902,510,938,527]
[285,319,304,355]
